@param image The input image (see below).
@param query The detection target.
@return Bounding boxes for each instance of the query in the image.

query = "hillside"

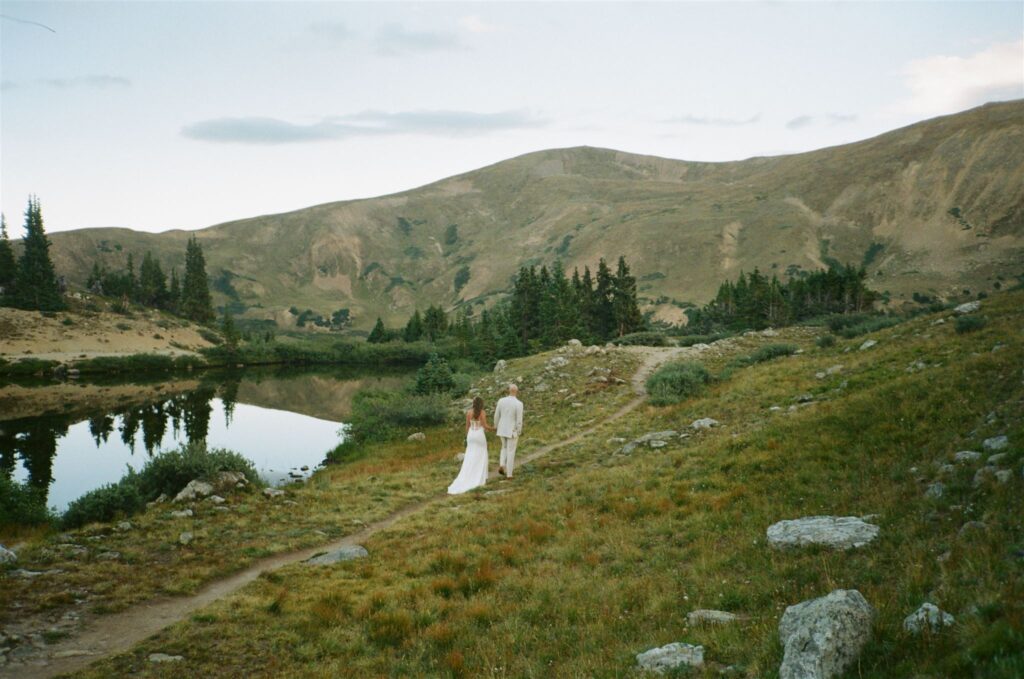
[45,100,1024,330]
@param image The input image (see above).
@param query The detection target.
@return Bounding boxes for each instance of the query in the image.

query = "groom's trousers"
[499,436,518,477]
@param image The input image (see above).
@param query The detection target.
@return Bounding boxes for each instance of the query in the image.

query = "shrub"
[197,327,223,345]
[450,372,474,397]
[0,358,60,378]
[646,361,710,406]
[614,331,670,347]
[676,333,729,347]
[825,313,875,333]
[834,316,902,338]
[816,335,836,348]
[414,353,455,394]
[738,343,799,365]
[62,472,146,529]
[327,390,448,462]
[0,476,54,527]
[72,354,177,374]
[955,315,987,334]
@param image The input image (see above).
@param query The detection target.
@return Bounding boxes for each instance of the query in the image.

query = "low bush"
[0,476,54,527]
[0,357,60,378]
[72,354,178,374]
[60,442,261,529]
[834,316,902,339]
[736,343,799,366]
[613,332,670,347]
[816,334,836,348]
[676,333,729,347]
[955,315,987,334]
[415,354,456,394]
[197,327,223,345]
[645,361,710,406]
[825,313,875,333]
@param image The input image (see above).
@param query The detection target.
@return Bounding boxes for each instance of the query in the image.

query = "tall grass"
[645,360,711,406]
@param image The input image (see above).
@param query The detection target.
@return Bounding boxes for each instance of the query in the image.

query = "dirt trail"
[8,346,685,679]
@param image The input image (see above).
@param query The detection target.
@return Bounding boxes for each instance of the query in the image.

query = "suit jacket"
[494,395,523,438]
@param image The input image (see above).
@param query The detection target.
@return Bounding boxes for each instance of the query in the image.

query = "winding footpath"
[7,346,686,679]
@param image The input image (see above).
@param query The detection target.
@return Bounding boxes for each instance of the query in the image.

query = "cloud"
[307,21,353,44]
[459,15,498,34]
[826,113,858,124]
[664,113,761,126]
[40,75,131,89]
[182,109,546,144]
[785,115,814,130]
[374,22,462,55]
[897,39,1024,116]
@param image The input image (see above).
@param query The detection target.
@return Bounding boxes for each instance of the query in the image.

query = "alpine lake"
[0,365,411,515]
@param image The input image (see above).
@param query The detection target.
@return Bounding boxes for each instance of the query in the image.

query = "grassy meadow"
[45,289,1023,677]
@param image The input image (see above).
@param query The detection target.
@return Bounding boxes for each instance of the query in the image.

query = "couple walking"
[447,384,523,495]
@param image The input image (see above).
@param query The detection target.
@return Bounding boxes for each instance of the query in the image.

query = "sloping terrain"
[45,100,1024,329]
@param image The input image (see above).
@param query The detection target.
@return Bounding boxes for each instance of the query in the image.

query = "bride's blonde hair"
[472,396,484,420]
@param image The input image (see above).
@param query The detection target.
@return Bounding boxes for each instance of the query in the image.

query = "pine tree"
[13,196,64,311]
[138,251,168,308]
[220,308,239,351]
[181,236,214,323]
[125,253,137,301]
[168,269,181,313]
[422,305,448,341]
[0,214,17,300]
[403,309,423,342]
[367,317,387,343]
[611,256,643,337]
[593,258,616,340]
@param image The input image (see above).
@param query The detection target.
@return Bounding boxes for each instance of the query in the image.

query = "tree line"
[368,256,645,362]
[685,263,876,332]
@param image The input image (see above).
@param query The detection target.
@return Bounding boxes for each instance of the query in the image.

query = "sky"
[1,1,1022,234]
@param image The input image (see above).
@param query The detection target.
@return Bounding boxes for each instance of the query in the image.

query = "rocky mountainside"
[46,100,1024,330]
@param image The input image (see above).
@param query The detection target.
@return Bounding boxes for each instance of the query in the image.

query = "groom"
[494,383,524,479]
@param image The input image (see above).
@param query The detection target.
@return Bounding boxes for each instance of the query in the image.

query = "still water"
[0,367,409,513]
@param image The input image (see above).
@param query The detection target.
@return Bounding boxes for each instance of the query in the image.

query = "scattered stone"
[987,453,1008,466]
[691,418,719,430]
[169,509,193,519]
[178,532,193,546]
[305,545,369,565]
[590,375,609,384]
[95,551,120,561]
[994,469,1012,484]
[767,516,880,550]
[973,467,995,486]
[115,521,132,532]
[608,437,627,444]
[207,495,225,505]
[859,339,877,351]
[769,406,783,412]
[493,359,507,373]
[959,521,986,537]
[983,435,1008,452]
[649,440,667,449]
[936,551,952,564]
[953,450,982,463]
[407,432,426,442]
[566,339,583,350]
[547,356,570,369]
[149,653,185,663]
[938,464,957,475]
[924,482,945,499]
[51,650,93,659]
[687,609,738,626]
[571,402,583,408]
[0,545,16,565]
[778,589,874,679]
[903,603,955,633]
[454,453,465,462]
[173,480,214,503]
[796,393,814,403]
[931,318,946,325]
[263,488,286,499]
[636,642,704,674]
[584,345,604,356]
[954,301,981,315]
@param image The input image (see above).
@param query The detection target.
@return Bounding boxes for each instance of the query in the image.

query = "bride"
[448,396,494,494]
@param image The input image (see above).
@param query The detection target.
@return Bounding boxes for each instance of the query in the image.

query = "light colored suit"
[493,395,524,477]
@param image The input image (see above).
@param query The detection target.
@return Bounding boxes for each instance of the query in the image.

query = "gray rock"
[115,521,132,531]
[796,393,815,403]
[649,440,667,449]
[987,453,1008,466]
[938,464,957,475]
[903,603,954,633]
[547,356,570,369]
[636,642,704,674]
[178,532,193,546]
[954,301,980,315]
[149,653,184,663]
[767,516,880,550]
[859,339,877,351]
[637,431,679,443]
[778,589,874,679]
[973,467,995,486]
[0,545,16,565]
[924,482,945,499]
[207,495,226,505]
[687,609,738,626]
[619,442,638,455]
[493,359,507,373]
[173,479,214,503]
[305,545,369,565]
[959,521,986,536]
[983,435,1008,452]
[994,469,1012,484]
[51,649,93,659]
[407,432,426,442]
[214,471,248,490]
[96,551,120,561]
[169,509,193,519]
[953,450,982,463]
[691,418,719,430]
[566,339,583,350]
[263,488,286,498]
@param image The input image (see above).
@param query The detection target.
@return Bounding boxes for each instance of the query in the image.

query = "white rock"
[924,482,945,499]
[407,432,426,441]
[994,469,1012,484]
[305,545,369,565]
[493,359,507,373]
[983,435,1008,451]
[0,545,16,565]
[547,356,570,369]
[207,495,225,505]
[954,301,980,315]
[953,450,982,463]
[178,532,193,546]
[169,509,193,519]
[115,521,132,531]
[691,418,719,430]
[767,516,880,550]
[636,642,704,674]
[779,589,874,679]
[149,653,184,663]
[454,453,465,462]
[859,339,877,351]
[903,603,954,633]
[987,453,1008,466]
[173,479,214,503]
[263,488,286,498]
[566,339,583,350]
[687,609,738,626]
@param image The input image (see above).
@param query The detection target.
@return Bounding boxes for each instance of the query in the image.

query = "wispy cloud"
[2,74,131,91]
[374,22,462,56]
[785,113,858,130]
[826,113,858,124]
[785,115,814,130]
[664,113,761,127]
[307,21,353,45]
[182,109,546,144]
[459,15,498,34]
[896,39,1023,116]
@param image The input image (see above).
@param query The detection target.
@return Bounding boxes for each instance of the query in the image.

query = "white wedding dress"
[447,419,489,494]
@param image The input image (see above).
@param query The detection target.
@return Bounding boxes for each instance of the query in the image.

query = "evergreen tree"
[168,269,181,313]
[592,258,616,340]
[138,251,168,307]
[414,353,455,394]
[12,196,64,311]
[181,236,214,323]
[611,256,643,336]
[367,317,387,343]
[422,304,448,341]
[403,309,423,342]
[220,308,239,351]
[0,214,17,300]
[125,253,137,301]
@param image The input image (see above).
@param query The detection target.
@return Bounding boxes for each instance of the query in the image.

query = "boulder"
[767,516,879,550]
[649,440,667,449]
[973,467,995,486]
[983,435,1008,452]
[778,589,874,679]
[636,431,679,443]
[636,642,704,674]
[0,545,16,565]
[305,545,369,565]
[263,488,286,499]
[547,356,570,369]
[173,479,214,503]
[859,339,877,351]
[149,653,185,663]
[170,509,193,519]
[691,418,719,430]
[994,469,1012,484]
[566,339,583,350]
[115,521,132,531]
[903,603,954,633]
[207,495,226,505]
[214,471,248,491]
[493,359,507,373]
[924,482,945,499]
[987,453,1008,466]
[407,432,426,442]
[954,301,981,315]
[687,609,738,626]
[953,450,982,463]
[178,532,193,546]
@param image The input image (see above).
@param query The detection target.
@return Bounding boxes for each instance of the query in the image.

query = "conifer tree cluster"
[0,197,65,311]
[686,263,876,332]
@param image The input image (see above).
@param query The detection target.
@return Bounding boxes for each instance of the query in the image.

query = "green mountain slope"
[47,100,1024,329]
